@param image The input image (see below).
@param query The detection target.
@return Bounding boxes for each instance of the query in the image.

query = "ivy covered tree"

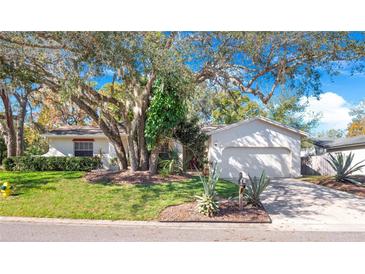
[145,74,188,174]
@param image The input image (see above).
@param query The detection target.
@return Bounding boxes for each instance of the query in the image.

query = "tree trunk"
[127,133,138,172]
[70,94,129,170]
[138,114,149,170]
[113,141,128,170]
[15,96,28,156]
[0,88,17,157]
[148,144,161,175]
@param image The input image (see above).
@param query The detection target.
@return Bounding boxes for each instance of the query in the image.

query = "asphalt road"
[1,218,365,241]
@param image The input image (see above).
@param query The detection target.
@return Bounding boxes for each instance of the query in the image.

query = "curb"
[1,216,365,232]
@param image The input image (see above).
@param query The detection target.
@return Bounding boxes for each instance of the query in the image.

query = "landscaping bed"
[301,176,365,197]
[85,170,192,184]
[159,199,271,223]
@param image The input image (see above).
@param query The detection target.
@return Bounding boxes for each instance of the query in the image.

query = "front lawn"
[301,175,365,197]
[0,171,238,220]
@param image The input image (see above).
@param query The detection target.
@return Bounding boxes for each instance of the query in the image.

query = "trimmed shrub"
[2,156,102,172]
[3,157,16,171]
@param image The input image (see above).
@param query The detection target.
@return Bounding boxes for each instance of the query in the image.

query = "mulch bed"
[308,176,365,198]
[85,170,193,184]
[159,199,271,223]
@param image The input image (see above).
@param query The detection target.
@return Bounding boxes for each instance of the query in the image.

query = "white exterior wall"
[208,119,302,180]
[44,136,128,169]
[46,137,110,157]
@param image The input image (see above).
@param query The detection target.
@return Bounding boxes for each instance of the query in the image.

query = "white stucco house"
[42,117,307,180]
[42,127,128,169]
[205,117,307,181]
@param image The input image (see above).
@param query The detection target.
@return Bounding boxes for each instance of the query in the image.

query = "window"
[74,142,93,157]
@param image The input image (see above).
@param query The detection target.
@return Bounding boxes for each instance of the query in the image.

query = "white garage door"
[221,147,292,180]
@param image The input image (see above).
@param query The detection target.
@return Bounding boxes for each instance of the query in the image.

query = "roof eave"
[207,117,308,137]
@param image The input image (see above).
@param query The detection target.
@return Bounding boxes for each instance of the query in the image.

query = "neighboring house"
[302,135,365,175]
[42,117,307,180]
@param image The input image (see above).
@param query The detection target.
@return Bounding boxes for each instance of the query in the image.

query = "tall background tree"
[347,98,365,137]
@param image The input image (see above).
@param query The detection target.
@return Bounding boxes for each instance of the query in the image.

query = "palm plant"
[244,171,270,207]
[159,149,183,175]
[196,161,220,217]
[326,152,365,185]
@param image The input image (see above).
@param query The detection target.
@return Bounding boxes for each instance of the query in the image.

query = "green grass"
[0,171,238,220]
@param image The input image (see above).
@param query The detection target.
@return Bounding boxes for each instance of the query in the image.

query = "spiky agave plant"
[196,161,220,217]
[244,171,270,207]
[326,152,365,185]
[159,149,183,175]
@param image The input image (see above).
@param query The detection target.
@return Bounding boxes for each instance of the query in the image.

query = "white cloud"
[300,92,352,132]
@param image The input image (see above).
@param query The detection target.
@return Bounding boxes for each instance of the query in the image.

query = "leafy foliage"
[2,157,15,171]
[211,91,264,124]
[326,152,365,185]
[173,116,208,169]
[244,171,270,207]
[3,156,102,171]
[317,129,346,139]
[145,75,188,150]
[347,118,365,137]
[266,96,319,133]
[196,162,220,217]
[0,137,6,164]
[23,126,49,156]
[346,98,365,137]
[193,32,365,104]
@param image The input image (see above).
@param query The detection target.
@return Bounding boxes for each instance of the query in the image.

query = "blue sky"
[301,72,365,133]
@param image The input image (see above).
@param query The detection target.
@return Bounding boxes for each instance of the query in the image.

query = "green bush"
[2,156,102,171]
[3,157,16,171]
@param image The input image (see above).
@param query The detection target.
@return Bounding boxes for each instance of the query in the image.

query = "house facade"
[42,127,128,169]
[42,117,307,180]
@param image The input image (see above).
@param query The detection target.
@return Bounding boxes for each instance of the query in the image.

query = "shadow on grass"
[0,171,84,193]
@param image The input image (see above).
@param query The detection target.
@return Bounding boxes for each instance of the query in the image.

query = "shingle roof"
[201,124,226,133]
[43,126,126,137]
[314,135,365,149]
[205,116,308,137]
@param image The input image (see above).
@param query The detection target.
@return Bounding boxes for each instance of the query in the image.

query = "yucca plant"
[244,171,270,207]
[326,152,365,185]
[159,149,183,175]
[196,161,220,217]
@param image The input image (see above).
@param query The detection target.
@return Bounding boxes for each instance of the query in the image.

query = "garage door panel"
[221,147,291,179]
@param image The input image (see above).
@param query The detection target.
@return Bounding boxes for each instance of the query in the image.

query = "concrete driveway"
[262,178,365,229]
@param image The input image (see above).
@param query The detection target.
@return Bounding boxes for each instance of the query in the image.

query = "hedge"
[2,156,102,172]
